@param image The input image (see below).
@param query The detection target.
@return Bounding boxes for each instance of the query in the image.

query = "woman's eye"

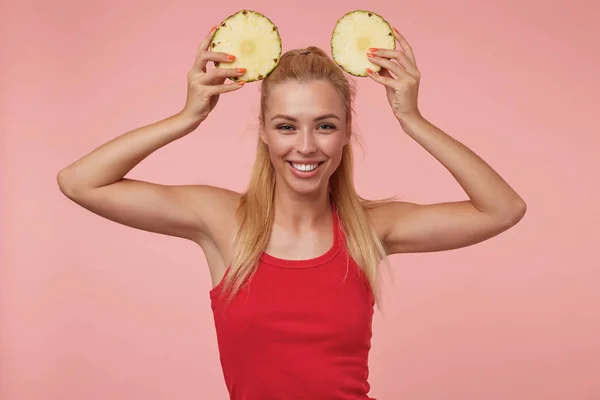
[319,124,335,130]
[276,123,335,131]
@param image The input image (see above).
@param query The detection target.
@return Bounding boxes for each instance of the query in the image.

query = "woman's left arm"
[365,29,527,254]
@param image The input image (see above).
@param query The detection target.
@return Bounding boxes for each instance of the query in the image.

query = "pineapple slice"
[331,10,396,77]
[210,10,282,82]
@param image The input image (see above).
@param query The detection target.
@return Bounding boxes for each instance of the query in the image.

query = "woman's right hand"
[182,26,247,123]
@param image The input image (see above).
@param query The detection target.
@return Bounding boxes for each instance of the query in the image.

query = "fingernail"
[366,53,374,58]
[238,81,246,86]
[237,68,246,74]
[226,54,236,60]
[210,25,217,32]
[366,68,373,74]
[368,48,378,52]
[393,27,399,33]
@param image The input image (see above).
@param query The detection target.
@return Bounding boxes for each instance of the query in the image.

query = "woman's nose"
[295,129,317,154]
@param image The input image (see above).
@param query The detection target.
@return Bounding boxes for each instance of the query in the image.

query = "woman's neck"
[272,184,332,231]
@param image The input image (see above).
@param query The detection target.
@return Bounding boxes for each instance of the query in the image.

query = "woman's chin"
[279,173,328,197]
[273,162,333,197]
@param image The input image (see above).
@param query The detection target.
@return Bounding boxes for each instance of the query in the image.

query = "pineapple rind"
[211,10,282,82]
[331,10,396,77]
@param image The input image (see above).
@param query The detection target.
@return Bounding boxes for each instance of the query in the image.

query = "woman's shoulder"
[177,184,241,243]
[188,184,241,203]
[188,184,241,219]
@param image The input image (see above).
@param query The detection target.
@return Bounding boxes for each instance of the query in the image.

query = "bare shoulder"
[184,185,241,242]
[186,185,240,286]
[362,199,416,241]
[363,198,525,254]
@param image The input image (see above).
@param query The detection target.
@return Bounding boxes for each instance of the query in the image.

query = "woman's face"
[260,80,349,197]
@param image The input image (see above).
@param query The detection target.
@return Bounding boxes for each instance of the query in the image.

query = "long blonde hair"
[219,46,393,309]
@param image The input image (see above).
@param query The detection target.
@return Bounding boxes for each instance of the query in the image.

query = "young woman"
[57,27,526,400]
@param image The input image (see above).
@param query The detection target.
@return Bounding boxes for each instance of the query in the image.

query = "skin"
[57,26,526,288]
[363,29,526,253]
[259,80,351,259]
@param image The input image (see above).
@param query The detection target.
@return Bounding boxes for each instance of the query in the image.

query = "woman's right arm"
[57,27,246,243]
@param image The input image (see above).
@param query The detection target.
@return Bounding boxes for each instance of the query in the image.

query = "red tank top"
[209,205,376,400]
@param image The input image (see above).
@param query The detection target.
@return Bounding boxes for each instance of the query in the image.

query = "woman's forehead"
[264,81,346,118]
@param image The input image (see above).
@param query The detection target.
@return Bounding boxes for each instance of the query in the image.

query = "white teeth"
[291,162,319,172]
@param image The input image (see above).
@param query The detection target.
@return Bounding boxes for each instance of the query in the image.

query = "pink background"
[1,0,599,399]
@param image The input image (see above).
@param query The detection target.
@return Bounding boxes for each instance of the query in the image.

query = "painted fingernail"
[226,54,236,60]
[238,81,246,86]
[368,48,378,52]
[366,53,375,58]
[366,68,373,74]
[237,68,246,74]
[393,27,399,33]
[210,25,217,32]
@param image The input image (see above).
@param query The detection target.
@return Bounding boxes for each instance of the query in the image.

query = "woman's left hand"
[366,29,422,122]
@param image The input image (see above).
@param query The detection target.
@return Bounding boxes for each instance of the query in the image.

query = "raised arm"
[57,27,246,242]
[368,116,526,254]
[365,28,526,254]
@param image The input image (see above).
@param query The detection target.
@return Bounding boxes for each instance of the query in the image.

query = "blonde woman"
[57,26,526,400]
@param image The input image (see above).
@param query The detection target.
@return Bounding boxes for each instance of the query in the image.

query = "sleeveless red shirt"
[210,206,376,399]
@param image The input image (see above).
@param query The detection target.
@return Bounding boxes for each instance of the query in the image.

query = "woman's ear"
[259,122,268,144]
[344,121,351,145]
